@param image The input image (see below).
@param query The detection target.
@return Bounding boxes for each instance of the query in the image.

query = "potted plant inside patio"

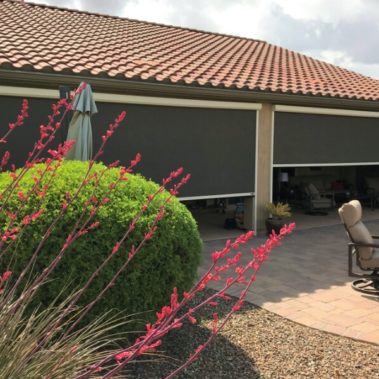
[265,202,292,235]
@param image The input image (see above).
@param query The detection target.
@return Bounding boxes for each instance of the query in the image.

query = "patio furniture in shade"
[304,183,334,213]
[338,200,379,295]
[65,82,98,161]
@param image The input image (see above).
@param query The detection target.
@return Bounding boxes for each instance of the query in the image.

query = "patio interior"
[197,208,379,345]
[194,204,379,242]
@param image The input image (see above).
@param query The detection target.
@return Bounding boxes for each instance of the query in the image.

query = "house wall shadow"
[126,304,262,379]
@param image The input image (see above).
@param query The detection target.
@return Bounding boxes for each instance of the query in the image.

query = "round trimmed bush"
[0,161,202,323]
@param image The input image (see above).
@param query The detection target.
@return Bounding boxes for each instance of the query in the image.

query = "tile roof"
[1,0,379,101]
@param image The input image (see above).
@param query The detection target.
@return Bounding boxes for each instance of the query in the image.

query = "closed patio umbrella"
[65,82,98,161]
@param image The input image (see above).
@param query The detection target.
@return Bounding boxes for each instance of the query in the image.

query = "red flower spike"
[21,216,31,225]
[112,242,121,255]
[88,221,100,230]
[232,299,244,312]
[115,351,133,362]
[31,209,44,221]
[183,291,192,300]
[188,314,197,324]
[172,319,183,329]
[0,271,12,284]
[235,266,244,275]
[130,153,141,167]
[7,99,28,132]
[170,287,179,309]
[17,191,26,202]
[109,160,120,168]
[6,212,16,221]
[1,151,10,168]
[226,277,234,286]
[144,226,157,240]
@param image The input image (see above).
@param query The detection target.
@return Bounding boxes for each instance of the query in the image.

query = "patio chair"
[338,200,379,295]
[304,183,334,213]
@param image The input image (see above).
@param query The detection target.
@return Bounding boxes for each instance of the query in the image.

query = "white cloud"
[210,1,273,39]
[122,0,269,39]
[306,49,379,79]
[123,0,176,24]
[271,0,366,24]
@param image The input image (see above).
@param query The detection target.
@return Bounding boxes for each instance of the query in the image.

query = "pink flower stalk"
[96,223,295,379]
[0,98,296,379]
[59,168,190,344]
[0,150,10,171]
[0,99,29,144]
[0,157,64,259]
[0,271,12,295]
[1,130,131,309]
[162,224,296,379]
[100,111,126,145]
[47,140,76,160]
[0,97,74,215]
[0,271,12,284]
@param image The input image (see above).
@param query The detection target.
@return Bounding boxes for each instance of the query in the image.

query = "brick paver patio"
[201,221,379,345]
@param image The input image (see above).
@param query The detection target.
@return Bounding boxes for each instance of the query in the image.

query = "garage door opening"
[272,165,379,229]
[182,196,254,241]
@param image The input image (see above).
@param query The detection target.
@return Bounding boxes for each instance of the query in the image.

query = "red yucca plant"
[0,85,295,378]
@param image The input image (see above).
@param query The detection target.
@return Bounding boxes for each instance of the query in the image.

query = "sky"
[32,0,379,80]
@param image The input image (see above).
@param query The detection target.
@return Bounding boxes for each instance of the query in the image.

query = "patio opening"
[182,196,253,241]
[272,165,379,229]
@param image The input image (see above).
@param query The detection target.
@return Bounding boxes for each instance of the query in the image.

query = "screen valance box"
[93,103,257,197]
[274,112,379,165]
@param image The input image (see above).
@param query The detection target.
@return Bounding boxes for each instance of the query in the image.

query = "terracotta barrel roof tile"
[1,0,379,101]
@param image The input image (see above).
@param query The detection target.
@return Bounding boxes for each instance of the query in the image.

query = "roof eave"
[1,69,379,111]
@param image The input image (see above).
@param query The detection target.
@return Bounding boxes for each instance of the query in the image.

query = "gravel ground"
[126,289,379,379]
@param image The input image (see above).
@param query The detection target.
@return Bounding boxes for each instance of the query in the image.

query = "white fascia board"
[0,85,261,111]
[273,162,379,167]
[0,85,59,99]
[179,193,254,201]
[274,105,379,118]
[95,93,262,110]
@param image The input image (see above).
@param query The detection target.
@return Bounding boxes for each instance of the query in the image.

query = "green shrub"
[0,161,202,324]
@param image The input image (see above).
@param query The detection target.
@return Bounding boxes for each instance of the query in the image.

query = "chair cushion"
[307,183,321,200]
[338,200,362,227]
[349,221,374,261]
[309,177,327,192]
[339,200,374,264]
[312,199,332,208]
[361,250,379,270]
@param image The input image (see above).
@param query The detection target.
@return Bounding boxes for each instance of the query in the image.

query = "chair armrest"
[320,190,334,196]
[349,241,379,248]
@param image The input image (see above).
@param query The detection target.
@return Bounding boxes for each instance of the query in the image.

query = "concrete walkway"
[201,221,379,345]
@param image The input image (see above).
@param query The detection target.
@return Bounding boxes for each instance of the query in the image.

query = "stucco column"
[255,103,274,233]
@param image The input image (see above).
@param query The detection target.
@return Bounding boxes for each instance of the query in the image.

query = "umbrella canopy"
[65,82,98,161]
